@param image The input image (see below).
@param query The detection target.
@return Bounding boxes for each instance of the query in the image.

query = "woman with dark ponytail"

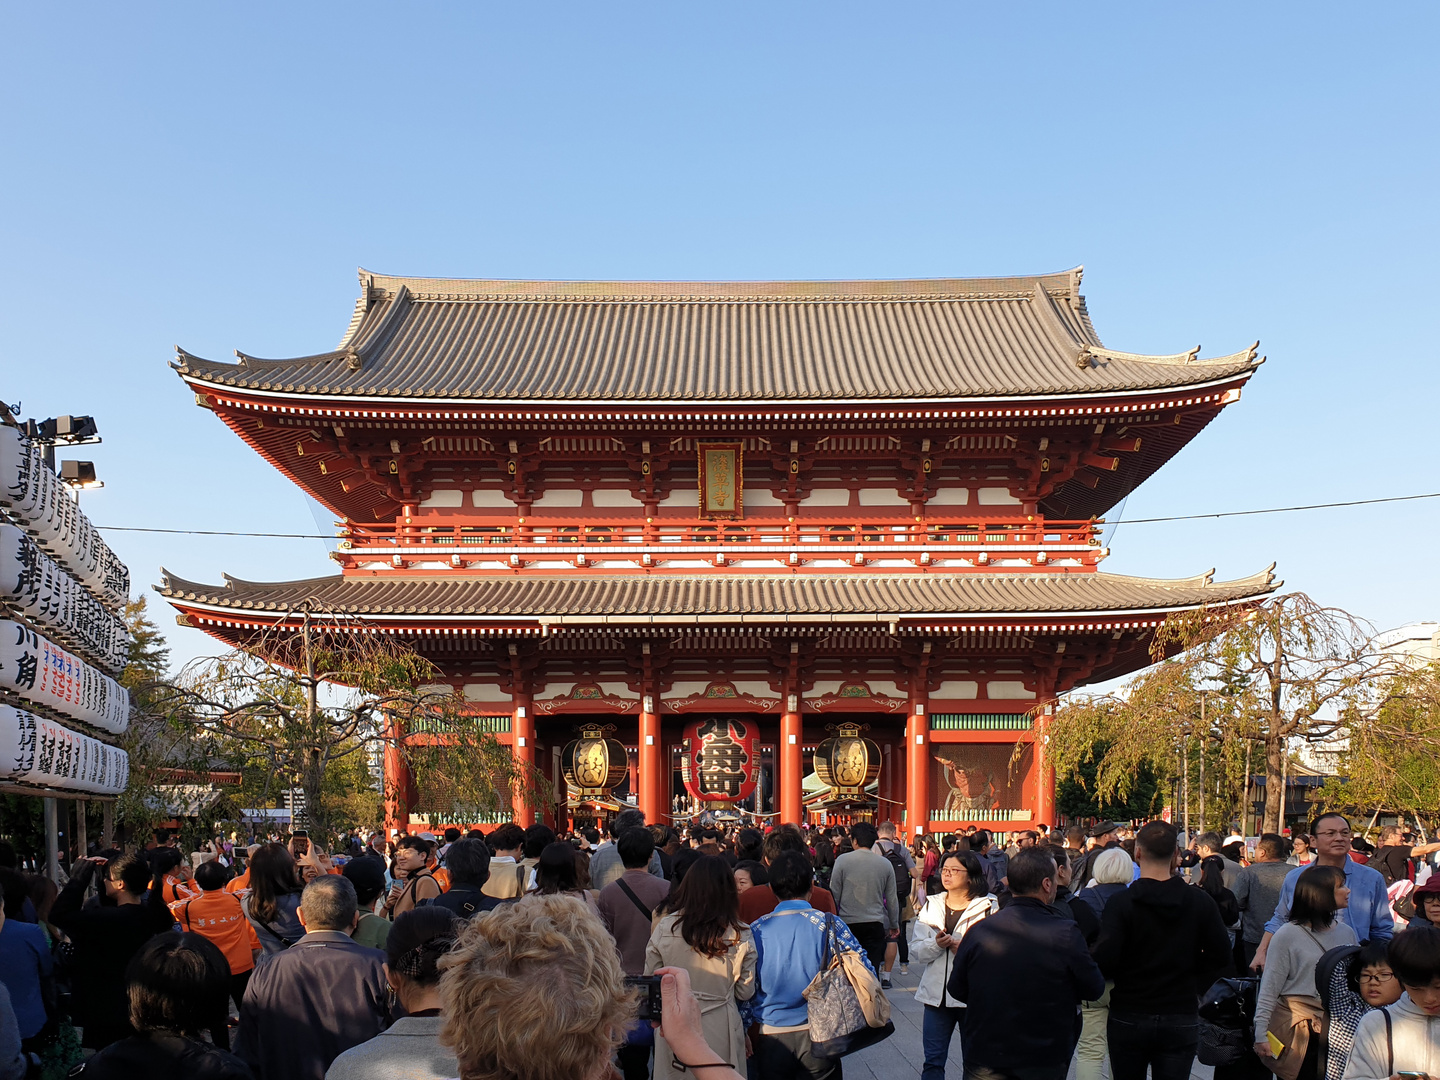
[326,906,462,1079]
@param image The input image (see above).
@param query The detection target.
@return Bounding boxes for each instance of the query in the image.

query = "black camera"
[624,974,663,1022]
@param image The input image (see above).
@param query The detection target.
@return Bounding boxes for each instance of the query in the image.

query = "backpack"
[877,841,910,898]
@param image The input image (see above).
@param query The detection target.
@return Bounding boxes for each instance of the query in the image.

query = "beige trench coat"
[645,913,757,1079]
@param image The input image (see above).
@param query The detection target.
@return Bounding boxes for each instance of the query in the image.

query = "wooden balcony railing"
[336,517,1100,552]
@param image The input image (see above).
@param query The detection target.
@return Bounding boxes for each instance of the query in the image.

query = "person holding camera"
[241,843,306,953]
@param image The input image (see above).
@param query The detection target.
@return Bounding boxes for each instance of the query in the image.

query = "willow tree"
[149,612,549,842]
[1042,594,1389,834]
[1323,662,1440,832]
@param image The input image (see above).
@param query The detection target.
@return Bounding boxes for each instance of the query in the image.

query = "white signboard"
[0,705,128,795]
[0,524,130,675]
[0,427,129,611]
[0,620,129,734]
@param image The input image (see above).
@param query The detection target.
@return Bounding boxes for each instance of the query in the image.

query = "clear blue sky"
[3,5,1436,670]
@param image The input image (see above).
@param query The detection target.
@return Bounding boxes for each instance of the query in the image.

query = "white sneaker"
[898,963,909,976]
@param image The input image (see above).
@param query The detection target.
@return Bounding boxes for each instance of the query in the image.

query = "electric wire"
[90,490,1440,540]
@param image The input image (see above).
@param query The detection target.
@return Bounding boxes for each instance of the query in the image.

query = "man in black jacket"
[237,875,388,1080]
[429,838,511,918]
[1092,820,1231,1080]
[947,847,1104,1080]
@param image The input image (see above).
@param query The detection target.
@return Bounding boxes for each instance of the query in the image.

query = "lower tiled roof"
[157,567,1278,621]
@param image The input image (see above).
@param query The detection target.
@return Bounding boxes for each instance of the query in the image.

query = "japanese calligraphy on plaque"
[696,442,743,519]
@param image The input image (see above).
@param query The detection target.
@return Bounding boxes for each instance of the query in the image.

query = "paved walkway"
[841,965,1215,1080]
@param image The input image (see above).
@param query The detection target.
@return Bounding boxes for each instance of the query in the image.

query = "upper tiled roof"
[157,567,1278,622]
[173,268,1262,403]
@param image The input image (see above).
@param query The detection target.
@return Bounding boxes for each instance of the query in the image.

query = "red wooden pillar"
[638,689,663,824]
[382,711,410,838]
[780,687,803,826]
[1034,698,1057,828]
[906,681,930,840]
[512,690,535,827]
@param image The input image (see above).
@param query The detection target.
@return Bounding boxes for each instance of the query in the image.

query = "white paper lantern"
[0,524,131,675]
[0,620,129,734]
[0,427,129,611]
[0,705,128,795]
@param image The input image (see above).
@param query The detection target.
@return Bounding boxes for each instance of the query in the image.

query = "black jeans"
[1107,1011,1200,1080]
[753,1029,842,1079]
[963,1064,1069,1080]
[844,921,887,973]
[616,1042,651,1080]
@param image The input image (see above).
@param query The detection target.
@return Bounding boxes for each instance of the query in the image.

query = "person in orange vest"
[153,847,201,905]
[418,833,451,891]
[224,844,261,894]
[169,858,261,1051]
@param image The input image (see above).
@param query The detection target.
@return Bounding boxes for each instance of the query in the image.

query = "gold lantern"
[811,722,881,808]
[560,724,628,806]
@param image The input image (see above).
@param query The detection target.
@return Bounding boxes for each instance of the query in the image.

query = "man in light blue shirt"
[1252,812,1392,970]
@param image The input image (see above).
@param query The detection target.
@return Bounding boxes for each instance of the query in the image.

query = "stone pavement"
[841,965,1216,1080]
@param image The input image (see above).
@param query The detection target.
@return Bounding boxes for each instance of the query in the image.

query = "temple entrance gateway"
[161,268,1275,834]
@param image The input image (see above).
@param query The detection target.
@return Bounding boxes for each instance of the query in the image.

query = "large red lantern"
[681,718,757,804]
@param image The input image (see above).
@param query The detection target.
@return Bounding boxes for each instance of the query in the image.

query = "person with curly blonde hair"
[439,893,743,1080]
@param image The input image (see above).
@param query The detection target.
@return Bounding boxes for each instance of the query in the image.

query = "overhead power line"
[92,490,1440,541]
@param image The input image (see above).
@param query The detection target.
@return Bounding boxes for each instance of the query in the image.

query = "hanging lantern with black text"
[810,722,881,809]
[681,719,757,804]
[560,724,629,811]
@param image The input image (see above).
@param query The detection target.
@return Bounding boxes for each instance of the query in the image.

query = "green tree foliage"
[1322,663,1440,831]
[1040,594,1388,834]
[113,595,219,841]
[149,611,549,845]
[1055,742,1163,821]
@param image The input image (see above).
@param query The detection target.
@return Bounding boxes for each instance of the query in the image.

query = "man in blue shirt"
[750,849,871,1079]
[1252,812,1393,971]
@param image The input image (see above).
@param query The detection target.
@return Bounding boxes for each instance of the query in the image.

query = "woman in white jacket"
[908,849,997,1080]
[1342,927,1440,1080]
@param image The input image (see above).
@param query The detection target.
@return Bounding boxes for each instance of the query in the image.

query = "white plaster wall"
[745,488,784,506]
[472,489,514,507]
[593,489,643,508]
[987,680,1033,699]
[419,489,463,507]
[463,683,512,702]
[857,488,909,506]
[928,488,970,506]
[531,488,584,508]
[803,489,852,506]
[934,680,979,699]
[977,487,1020,506]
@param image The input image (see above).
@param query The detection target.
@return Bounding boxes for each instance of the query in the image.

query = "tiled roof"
[157,567,1278,622]
[172,268,1262,403]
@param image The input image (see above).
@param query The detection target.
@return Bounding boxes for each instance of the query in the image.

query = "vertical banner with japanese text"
[696,442,743,519]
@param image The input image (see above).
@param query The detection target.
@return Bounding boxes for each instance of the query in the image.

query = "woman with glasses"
[908,850,997,1080]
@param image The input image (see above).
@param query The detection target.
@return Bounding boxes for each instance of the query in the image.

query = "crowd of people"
[0,809,1435,1080]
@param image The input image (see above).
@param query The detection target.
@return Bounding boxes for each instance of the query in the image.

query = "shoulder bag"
[802,913,894,1060]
